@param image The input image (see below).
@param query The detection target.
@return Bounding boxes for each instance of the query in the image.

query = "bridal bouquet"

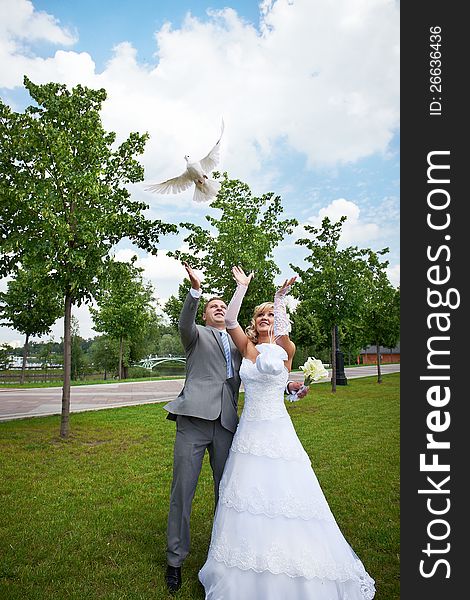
[288,357,329,402]
[301,357,329,384]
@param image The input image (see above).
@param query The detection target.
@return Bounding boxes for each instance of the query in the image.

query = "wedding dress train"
[199,343,375,599]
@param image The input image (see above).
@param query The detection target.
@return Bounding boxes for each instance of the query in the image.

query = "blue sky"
[0,0,399,345]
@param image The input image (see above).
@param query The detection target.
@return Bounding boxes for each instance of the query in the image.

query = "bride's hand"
[276,276,297,297]
[232,266,254,287]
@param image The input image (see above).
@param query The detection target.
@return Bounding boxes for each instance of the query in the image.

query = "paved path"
[0,364,399,422]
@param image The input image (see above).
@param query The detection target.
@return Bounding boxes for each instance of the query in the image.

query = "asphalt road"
[0,364,400,422]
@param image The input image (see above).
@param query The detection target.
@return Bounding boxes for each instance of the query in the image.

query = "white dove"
[146,120,224,203]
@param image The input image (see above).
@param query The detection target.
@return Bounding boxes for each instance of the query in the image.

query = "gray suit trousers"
[166,415,233,567]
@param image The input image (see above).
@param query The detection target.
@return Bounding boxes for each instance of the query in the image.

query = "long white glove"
[225,283,248,330]
[274,284,292,338]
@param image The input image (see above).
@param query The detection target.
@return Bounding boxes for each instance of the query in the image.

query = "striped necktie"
[220,331,233,378]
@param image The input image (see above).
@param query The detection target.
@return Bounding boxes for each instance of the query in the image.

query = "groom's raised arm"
[179,291,200,350]
[179,262,201,350]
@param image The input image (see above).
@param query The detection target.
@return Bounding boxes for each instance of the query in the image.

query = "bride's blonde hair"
[245,302,274,344]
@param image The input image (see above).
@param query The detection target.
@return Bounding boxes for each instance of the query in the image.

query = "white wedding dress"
[198,343,376,599]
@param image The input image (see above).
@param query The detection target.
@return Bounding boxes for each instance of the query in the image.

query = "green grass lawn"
[0,374,399,600]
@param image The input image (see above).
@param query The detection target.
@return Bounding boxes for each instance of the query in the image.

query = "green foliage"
[128,312,165,362]
[164,281,205,329]
[292,217,378,329]
[91,259,154,341]
[363,252,400,350]
[89,335,120,378]
[168,173,297,327]
[290,301,331,367]
[0,77,175,293]
[37,338,62,368]
[290,300,329,352]
[29,339,63,362]
[0,77,176,433]
[0,267,63,381]
[90,258,156,378]
[0,344,14,369]
[70,317,90,381]
[361,252,400,380]
[0,267,62,338]
[337,320,368,364]
[158,332,184,357]
[290,216,389,390]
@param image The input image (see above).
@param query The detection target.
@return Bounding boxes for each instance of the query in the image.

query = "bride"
[198,266,376,599]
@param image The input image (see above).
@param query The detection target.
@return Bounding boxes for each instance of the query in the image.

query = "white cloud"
[386,263,400,288]
[0,0,400,343]
[1,0,399,181]
[297,198,381,246]
[112,247,187,295]
[0,0,78,88]
[0,0,76,44]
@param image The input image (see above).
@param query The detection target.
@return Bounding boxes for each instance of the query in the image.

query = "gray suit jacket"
[163,292,242,433]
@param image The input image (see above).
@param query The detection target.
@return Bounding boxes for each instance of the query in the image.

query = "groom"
[163,262,241,593]
[163,262,306,593]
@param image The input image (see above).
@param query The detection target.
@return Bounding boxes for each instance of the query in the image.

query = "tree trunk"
[376,340,382,383]
[60,294,72,438]
[119,336,123,380]
[21,333,29,384]
[331,324,337,393]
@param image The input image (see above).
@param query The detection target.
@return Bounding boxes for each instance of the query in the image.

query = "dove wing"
[145,171,194,195]
[199,119,225,173]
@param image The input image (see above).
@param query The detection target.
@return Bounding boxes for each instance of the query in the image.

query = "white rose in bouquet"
[300,357,329,384]
[288,356,329,402]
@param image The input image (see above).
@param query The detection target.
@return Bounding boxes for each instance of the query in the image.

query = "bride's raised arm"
[225,266,253,357]
[274,277,296,367]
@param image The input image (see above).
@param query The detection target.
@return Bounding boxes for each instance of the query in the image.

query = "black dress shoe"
[165,565,182,593]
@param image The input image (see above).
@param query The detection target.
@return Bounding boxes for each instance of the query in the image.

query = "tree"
[0,78,176,437]
[37,337,61,382]
[127,311,165,367]
[0,344,14,370]
[337,320,368,366]
[90,258,155,379]
[0,267,62,382]
[362,252,400,382]
[168,173,297,327]
[159,332,184,357]
[70,316,88,381]
[291,216,387,392]
[89,335,120,380]
[290,301,330,367]
[164,281,205,330]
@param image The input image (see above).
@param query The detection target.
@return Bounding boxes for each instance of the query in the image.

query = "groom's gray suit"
[164,291,242,568]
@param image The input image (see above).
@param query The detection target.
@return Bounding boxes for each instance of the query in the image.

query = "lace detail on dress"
[361,580,376,600]
[219,477,334,521]
[241,402,287,420]
[240,351,289,421]
[236,352,309,460]
[230,425,310,462]
[209,531,376,597]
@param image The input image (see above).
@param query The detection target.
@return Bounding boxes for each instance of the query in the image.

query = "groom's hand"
[287,381,309,398]
[184,262,201,291]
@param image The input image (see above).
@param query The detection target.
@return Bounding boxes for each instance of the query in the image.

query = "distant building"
[7,356,60,368]
[359,343,400,365]
[9,356,43,368]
